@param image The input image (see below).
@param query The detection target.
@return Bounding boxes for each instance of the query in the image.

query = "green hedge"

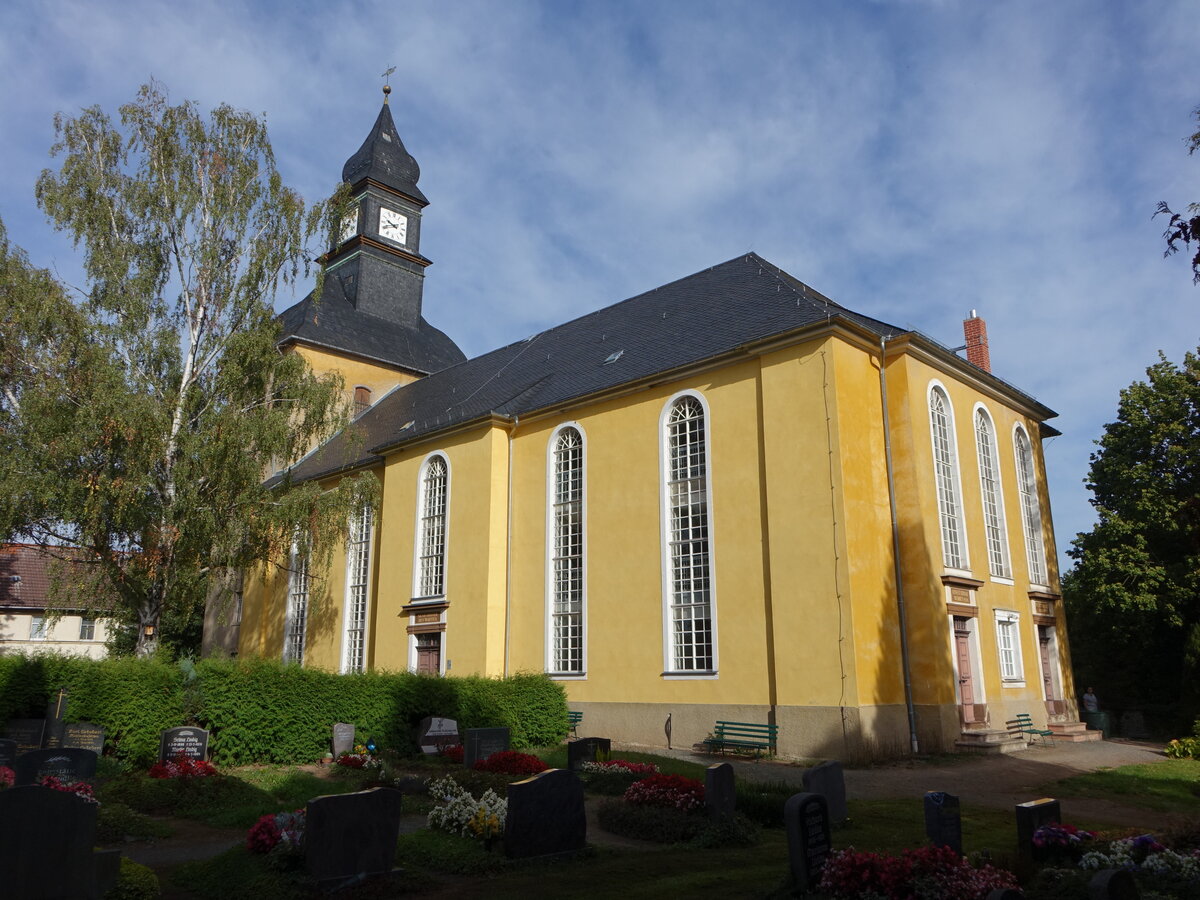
[0,655,568,766]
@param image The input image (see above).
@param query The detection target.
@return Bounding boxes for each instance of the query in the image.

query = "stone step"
[954,730,1028,755]
[1047,721,1103,742]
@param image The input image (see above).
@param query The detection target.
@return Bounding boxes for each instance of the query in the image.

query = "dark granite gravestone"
[416,716,459,754]
[159,726,209,762]
[566,737,611,771]
[706,762,736,821]
[1088,868,1140,900]
[4,718,46,754]
[332,722,356,758]
[62,722,106,755]
[0,737,18,768]
[924,791,963,855]
[464,727,511,768]
[985,890,1025,900]
[785,792,832,893]
[13,747,98,786]
[43,687,69,748]
[0,785,102,899]
[801,759,847,824]
[1015,797,1061,864]
[306,787,403,885]
[504,768,587,859]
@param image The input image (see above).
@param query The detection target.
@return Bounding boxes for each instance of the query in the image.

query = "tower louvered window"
[974,409,1011,578]
[417,456,448,598]
[665,396,713,672]
[343,503,372,673]
[284,539,310,665]
[550,427,584,674]
[1014,427,1048,585]
[930,387,967,569]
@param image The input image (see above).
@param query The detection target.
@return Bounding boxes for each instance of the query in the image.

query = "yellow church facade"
[228,99,1081,760]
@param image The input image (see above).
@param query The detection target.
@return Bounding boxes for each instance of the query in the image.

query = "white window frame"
[928,382,969,571]
[284,537,311,665]
[78,617,96,641]
[973,404,1012,580]
[340,502,374,674]
[411,453,450,601]
[1013,424,1049,587]
[545,423,587,678]
[994,609,1025,684]
[29,614,46,641]
[659,391,718,677]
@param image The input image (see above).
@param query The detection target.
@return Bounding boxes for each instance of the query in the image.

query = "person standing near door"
[1082,687,1099,712]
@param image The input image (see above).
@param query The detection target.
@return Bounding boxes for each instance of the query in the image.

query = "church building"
[227,92,1087,759]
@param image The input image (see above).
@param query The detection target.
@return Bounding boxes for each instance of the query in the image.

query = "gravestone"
[801,759,847,824]
[785,792,832,893]
[306,787,403,885]
[4,719,46,754]
[0,785,101,899]
[566,736,611,771]
[1088,868,1140,900]
[416,716,460,754]
[504,768,587,859]
[464,726,510,768]
[923,791,963,855]
[62,722,106,755]
[706,762,736,821]
[13,747,98,786]
[43,687,69,748]
[985,890,1025,900]
[0,738,18,768]
[1015,797,1061,863]
[332,722,356,758]
[159,726,209,763]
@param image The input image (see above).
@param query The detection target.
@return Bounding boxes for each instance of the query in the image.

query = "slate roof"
[277,269,467,374]
[282,252,921,482]
[342,101,427,205]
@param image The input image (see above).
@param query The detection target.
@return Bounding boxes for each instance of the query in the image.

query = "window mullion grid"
[346,505,372,673]
[667,400,712,672]
[551,433,583,673]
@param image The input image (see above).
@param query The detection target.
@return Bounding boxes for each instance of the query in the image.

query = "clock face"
[378,207,408,245]
[340,209,358,244]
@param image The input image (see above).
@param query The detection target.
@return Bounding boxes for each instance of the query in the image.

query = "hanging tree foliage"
[1062,347,1200,729]
[0,82,373,656]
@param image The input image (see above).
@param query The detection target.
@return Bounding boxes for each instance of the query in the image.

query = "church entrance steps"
[1048,720,1103,742]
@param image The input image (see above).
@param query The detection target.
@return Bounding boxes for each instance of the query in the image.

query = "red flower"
[622,774,705,812]
[473,751,548,775]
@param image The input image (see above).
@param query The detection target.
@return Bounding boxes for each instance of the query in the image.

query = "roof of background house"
[280,252,1055,484]
[0,544,110,611]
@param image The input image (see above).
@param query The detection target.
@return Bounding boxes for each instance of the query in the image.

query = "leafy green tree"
[1063,347,1200,730]
[0,83,372,657]
[1157,105,1200,284]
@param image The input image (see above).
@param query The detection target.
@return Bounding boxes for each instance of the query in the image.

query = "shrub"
[1165,737,1200,759]
[595,798,708,843]
[623,773,705,813]
[818,845,1019,899]
[473,750,547,776]
[107,857,160,900]
[96,800,173,842]
[735,779,794,828]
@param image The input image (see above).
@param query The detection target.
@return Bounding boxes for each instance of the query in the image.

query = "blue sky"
[2,0,1198,570]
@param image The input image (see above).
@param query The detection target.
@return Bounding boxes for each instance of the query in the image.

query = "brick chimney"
[963,310,991,373]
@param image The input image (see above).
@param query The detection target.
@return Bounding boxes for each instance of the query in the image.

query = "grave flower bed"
[472,750,547,776]
[579,759,661,795]
[336,744,381,771]
[39,774,100,805]
[0,765,13,790]
[595,772,708,843]
[580,759,659,777]
[623,773,704,813]
[439,744,464,764]
[818,845,1018,899]
[148,754,218,779]
[427,775,507,843]
[246,808,306,856]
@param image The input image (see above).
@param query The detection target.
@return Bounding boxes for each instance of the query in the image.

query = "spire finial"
[381,66,396,103]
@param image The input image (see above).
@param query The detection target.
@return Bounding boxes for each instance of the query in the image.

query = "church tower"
[275,87,465,389]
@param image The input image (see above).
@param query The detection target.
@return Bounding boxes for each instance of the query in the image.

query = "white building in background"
[0,544,111,658]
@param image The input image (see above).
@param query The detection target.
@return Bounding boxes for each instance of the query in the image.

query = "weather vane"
[381,65,396,102]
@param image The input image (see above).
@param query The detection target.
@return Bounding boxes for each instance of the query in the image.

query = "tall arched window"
[415,454,449,599]
[1014,426,1048,585]
[548,426,585,675]
[342,503,373,673]
[929,385,967,570]
[974,408,1011,578]
[353,386,372,417]
[663,394,715,673]
[284,536,310,665]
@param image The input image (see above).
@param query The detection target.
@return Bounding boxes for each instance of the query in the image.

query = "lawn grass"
[838,797,1016,857]
[1049,760,1200,814]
